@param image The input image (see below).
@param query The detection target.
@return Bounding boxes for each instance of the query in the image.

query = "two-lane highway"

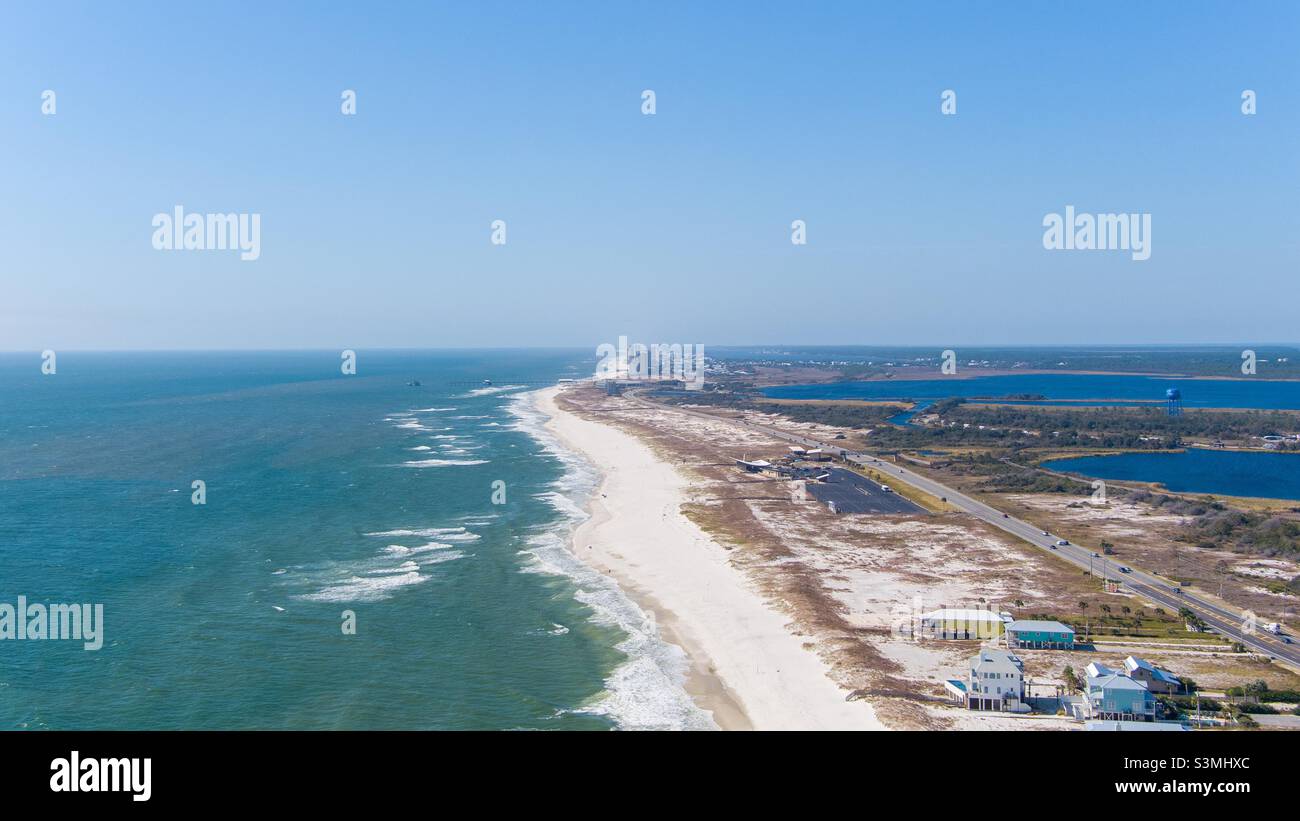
[633,391,1300,669]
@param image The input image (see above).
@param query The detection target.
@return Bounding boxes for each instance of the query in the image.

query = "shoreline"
[536,385,883,730]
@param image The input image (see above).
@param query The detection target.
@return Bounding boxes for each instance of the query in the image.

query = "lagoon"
[764,374,1300,410]
[1042,449,1300,501]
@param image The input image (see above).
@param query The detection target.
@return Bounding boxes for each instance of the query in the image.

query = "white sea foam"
[399,458,490,467]
[290,536,466,603]
[409,407,457,412]
[371,560,422,574]
[381,541,454,556]
[393,420,432,431]
[458,384,526,397]
[506,389,717,731]
[366,527,481,543]
[408,445,433,451]
[297,571,430,603]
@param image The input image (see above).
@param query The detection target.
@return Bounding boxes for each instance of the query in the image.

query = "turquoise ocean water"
[0,350,714,730]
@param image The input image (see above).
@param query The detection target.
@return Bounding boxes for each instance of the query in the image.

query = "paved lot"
[1252,714,1300,729]
[805,466,923,514]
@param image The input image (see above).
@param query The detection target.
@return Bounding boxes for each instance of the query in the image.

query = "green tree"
[1062,665,1080,693]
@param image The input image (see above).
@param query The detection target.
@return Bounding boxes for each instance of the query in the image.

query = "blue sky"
[2,1,1297,349]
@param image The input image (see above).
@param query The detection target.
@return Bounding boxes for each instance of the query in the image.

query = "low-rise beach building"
[919,608,1011,640]
[1005,619,1076,649]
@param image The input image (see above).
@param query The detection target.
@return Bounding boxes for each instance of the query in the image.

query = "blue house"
[1005,619,1076,649]
[1086,673,1156,721]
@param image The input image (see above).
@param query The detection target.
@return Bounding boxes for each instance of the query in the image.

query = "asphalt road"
[635,392,1300,669]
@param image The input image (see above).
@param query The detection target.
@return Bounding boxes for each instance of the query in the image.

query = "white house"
[946,648,1028,712]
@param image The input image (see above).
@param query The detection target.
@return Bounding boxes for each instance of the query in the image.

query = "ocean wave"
[506,389,717,731]
[399,458,490,467]
[296,570,429,603]
[458,384,527,397]
[288,541,465,604]
[409,407,457,412]
[381,541,455,556]
[392,420,432,431]
[366,527,481,543]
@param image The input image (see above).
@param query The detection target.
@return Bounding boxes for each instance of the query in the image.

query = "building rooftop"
[1124,656,1182,685]
[1006,619,1075,634]
[920,608,1011,623]
[1087,673,1151,693]
[972,648,1023,673]
[1085,662,1115,679]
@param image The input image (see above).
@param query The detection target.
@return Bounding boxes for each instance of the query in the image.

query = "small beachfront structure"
[919,608,1012,640]
[1005,619,1076,649]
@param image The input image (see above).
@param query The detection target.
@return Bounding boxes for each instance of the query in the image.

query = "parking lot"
[805,466,924,514]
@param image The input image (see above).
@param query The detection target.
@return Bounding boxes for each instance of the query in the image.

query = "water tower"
[1166,388,1182,417]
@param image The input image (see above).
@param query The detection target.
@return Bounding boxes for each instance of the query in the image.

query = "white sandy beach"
[537,386,883,730]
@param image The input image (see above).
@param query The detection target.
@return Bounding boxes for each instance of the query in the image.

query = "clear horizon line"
[2,342,1299,354]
